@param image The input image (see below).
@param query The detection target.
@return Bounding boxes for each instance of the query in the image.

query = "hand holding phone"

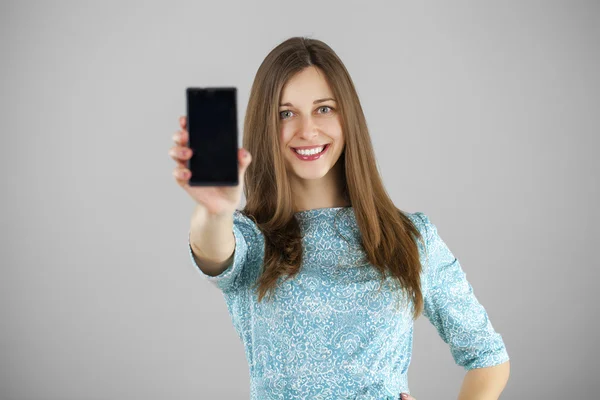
[169,88,252,216]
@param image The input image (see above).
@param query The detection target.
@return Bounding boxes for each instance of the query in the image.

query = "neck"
[291,157,349,212]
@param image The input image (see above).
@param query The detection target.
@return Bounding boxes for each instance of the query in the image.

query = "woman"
[170,37,510,400]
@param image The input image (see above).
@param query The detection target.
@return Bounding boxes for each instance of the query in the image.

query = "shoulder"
[401,211,447,263]
[402,211,432,242]
[233,209,256,225]
[233,209,264,241]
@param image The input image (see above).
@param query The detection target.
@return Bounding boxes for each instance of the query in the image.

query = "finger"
[179,115,187,130]
[173,166,190,185]
[400,393,416,400]
[173,130,189,147]
[169,145,192,160]
[169,146,192,168]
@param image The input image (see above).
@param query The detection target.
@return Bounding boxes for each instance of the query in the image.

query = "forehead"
[280,66,333,102]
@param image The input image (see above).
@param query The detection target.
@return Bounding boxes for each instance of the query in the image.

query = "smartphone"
[186,87,238,186]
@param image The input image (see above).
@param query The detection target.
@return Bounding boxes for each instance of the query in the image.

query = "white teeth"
[295,146,325,155]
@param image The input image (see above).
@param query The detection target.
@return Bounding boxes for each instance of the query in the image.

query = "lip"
[291,144,329,150]
[291,143,330,161]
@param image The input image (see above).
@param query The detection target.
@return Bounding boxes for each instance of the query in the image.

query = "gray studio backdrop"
[2,1,598,399]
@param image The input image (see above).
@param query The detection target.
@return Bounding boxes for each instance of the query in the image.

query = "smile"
[291,144,330,161]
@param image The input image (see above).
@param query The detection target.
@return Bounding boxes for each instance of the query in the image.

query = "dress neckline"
[294,206,353,218]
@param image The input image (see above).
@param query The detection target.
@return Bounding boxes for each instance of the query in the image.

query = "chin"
[292,170,330,180]
[286,158,332,179]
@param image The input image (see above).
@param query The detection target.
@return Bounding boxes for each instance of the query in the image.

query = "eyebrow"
[279,97,336,107]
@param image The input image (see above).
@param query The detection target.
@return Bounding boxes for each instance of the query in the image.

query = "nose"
[297,114,319,140]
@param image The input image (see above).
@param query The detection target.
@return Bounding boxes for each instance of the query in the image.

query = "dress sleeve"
[188,209,263,293]
[416,212,510,370]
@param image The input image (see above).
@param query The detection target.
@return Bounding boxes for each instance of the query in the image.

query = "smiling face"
[279,66,345,182]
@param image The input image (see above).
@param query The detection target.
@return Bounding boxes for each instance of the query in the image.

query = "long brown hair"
[241,37,426,320]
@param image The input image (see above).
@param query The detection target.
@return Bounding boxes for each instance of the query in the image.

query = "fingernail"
[242,149,248,158]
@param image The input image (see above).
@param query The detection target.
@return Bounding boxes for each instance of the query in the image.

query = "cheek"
[323,118,343,139]
[280,125,294,152]
[280,124,290,140]
[279,130,289,151]
[324,113,342,127]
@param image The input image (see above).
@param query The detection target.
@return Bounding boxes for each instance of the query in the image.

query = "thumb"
[238,148,252,180]
[239,148,252,167]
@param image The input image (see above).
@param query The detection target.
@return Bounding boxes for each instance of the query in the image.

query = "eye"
[317,106,333,114]
[279,110,294,120]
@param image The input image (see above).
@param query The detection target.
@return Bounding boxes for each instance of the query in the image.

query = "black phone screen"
[186,87,238,186]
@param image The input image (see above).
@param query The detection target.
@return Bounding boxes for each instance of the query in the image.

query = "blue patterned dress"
[188,207,509,399]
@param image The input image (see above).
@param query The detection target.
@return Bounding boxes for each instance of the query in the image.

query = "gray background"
[2,0,598,399]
